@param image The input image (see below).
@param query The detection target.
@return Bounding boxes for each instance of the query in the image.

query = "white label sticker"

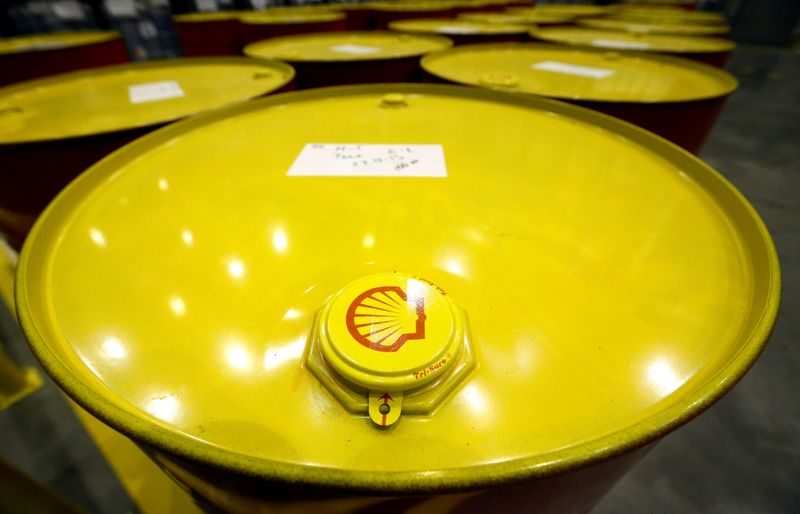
[532,60,615,79]
[437,25,480,34]
[24,41,68,50]
[591,38,650,50]
[195,0,218,11]
[287,144,447,177]
[105,0,137,17]
[330,44,381,55]
[52,1,86,20]
[128,81,185,104]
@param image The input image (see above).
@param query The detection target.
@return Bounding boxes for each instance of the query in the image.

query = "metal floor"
[0,45,798,514]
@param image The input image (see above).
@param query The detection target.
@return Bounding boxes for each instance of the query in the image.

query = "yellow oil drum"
[240,10,348,45]
[173,11,243,57]
[529,27,735,68]
[390,18,529,45]
[244,32,451,89]
[371,2,454,30]
[515,4,613,18]
[421,43,736,153]
[578,17,729,36]
[0,31,128,87]
[0,58,294,249]
[458,11,574,27]
[15,83,779,514]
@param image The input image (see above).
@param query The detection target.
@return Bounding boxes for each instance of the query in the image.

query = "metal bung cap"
[320,273,461,388]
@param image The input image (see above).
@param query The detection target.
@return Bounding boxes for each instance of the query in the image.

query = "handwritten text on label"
[287,144,447,177]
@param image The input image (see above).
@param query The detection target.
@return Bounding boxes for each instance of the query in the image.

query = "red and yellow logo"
[345,286,427,352]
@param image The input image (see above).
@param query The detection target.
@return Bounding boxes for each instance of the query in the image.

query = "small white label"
[591,38,650,50]
[128,81,185,104]
[437,25,480,34]
[52,0,86,20]
[24,41,68,50]
[532,60,615,79]
[287,144,447,177]
[105,0,137,17]
[195,0,218,11]
[330,44,381,55]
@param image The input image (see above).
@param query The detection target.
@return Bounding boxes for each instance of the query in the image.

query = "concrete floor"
[0,45,797,513]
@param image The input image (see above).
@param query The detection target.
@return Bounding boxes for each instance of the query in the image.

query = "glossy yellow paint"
[16,84,779,490]
[0,239,15,315]
[611,10,728,26]
[0,31,119,55]
[239,10,345,25]
[508,5,611,17]
[531,27,735,53]
[371,2,453,13]
[390,18,529,36]
[69,400,202,514]
[173,11,240,22]
[0,58,293,143]
[421,43,736,102]
[579,18,730,36]
[458,11,573,26]
[244,31,451,62]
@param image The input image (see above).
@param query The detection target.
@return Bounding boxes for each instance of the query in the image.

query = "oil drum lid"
[421,43,737,103]
[16,84,778,490]
[389,18,529,35]
[244,31,452,62]
[458,11,573,25]
[531,27,735,54]
[578,18,730,36]
[0,31,120,55]
[239,10,345,25]
[0,58,294,144]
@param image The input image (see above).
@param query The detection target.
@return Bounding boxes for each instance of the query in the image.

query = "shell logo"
[345,285,427,352]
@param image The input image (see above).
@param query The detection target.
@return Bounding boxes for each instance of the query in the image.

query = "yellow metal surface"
[579,18,730,36]
[531,27,734,53]
[390,18,528,35]
[0,241,42,409]
[16,84,779,488]
[508,5,611,17]
[371,2,453,13]
[173,11,240,22]
[422,43,736,102]
[458,11,573,26]
[244,31,451,62]
[0,239,15,315]
[0,31,119,55]
[612,9,728,26]
[239,10,345,25]
[69,400,202,514]
[0,58,293,143]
